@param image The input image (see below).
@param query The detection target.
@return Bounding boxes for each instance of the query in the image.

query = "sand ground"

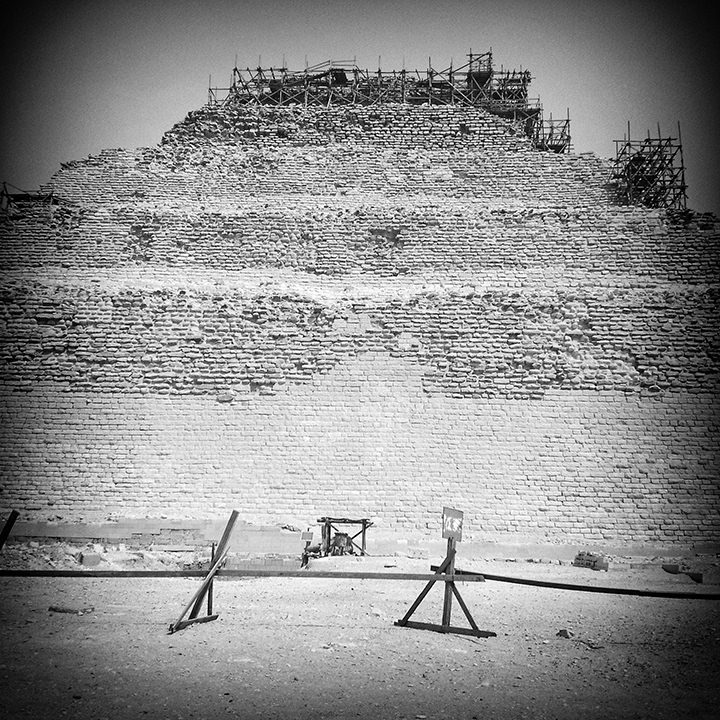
[1,553,719,720]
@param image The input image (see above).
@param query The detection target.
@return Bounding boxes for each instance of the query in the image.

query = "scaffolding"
[0,182,57,216]
[534,111,572,154]
[207,50,571,153]
[612,123,687,210]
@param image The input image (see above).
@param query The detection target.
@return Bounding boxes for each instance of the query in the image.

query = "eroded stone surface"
[1,104,718,543]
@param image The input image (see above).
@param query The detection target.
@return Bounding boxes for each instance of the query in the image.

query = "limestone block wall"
[1,104,718,543]
[44,106,613,207]
[0,272,718,399]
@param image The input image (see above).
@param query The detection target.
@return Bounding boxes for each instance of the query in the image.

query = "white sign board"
[442,507,464,542]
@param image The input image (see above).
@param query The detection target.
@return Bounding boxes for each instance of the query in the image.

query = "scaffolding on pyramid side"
[207,50,571,153]
[534,111,572,154]
[612,123,687,210]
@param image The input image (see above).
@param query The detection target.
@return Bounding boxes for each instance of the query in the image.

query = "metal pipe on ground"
[430,565,720,600]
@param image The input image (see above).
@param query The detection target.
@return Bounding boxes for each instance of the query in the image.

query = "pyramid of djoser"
[1,62,719,546]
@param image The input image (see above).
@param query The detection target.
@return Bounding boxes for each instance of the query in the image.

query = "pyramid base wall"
[2,353,717,544]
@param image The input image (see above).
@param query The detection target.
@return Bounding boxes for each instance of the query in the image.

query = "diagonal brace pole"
[170,510,239,633]
[396,551,453,626]
[450,582,480,633]
[188,510,239,620]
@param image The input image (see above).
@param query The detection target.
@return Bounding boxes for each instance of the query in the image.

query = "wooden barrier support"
[0,568,488,581]
[318,517,373,556]
[168,510,238,633]
[395,508,497,639]
[0,510,19,551]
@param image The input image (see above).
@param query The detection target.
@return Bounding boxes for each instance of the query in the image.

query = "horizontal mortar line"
[0,568,485,582]
[0,272,701,295]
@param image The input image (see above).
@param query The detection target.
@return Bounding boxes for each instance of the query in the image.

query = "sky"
[1,0,718,215]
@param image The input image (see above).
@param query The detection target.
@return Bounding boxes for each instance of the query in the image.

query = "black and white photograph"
[1,2,718,718]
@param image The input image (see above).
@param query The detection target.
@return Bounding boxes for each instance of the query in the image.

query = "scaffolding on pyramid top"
[207,50,571,153]
[612,123,687,210]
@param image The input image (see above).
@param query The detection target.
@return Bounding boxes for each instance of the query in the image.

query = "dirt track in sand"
[1,556,719,720]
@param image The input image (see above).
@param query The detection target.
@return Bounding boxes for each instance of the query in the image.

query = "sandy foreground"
[1,553,719,720]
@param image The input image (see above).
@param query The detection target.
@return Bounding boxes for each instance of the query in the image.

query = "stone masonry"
[1,103,718,544]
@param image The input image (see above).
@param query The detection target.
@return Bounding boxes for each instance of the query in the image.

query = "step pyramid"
[1,94,718,545]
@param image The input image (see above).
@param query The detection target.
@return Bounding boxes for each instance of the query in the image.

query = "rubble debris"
[48,606,94,615]
[662,563,703,584]
[573,551,609,571]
